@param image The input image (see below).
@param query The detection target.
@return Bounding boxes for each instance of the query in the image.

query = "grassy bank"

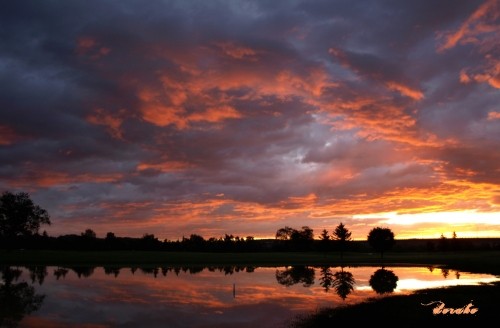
[289,281,500,327]
[1,250,500,275]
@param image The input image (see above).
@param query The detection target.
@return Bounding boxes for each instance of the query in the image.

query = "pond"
[1,265,498,327]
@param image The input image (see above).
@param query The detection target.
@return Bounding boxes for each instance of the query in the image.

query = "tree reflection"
[275,266,315,287]
[70,266,95,278]
[140,267,159,278]
[53,267,69,280]
[319,267,334,292]
[369,268,398,294]
[26,266,48,285]
[0,267,45,328]
[103,266,121,278]
[332,267,355,300]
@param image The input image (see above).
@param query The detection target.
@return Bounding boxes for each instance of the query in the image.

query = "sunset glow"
[0,0,498,240]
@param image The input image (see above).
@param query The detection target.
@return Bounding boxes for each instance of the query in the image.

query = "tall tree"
[320,229,330,241]
[0,191,51,239]
[319,229,330,253]
[367,227,395,258]
[291,226,314,242]
[275,226,295,240]
[332,222,352,259]
[81,229,97,239]
[290,226,314,250]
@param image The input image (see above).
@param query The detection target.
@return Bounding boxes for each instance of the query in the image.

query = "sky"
[0,0,499,241]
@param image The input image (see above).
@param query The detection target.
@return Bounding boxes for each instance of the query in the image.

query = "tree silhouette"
[105,232,116,240]
[81,229,97,239]
[367,227,395,258]
[0,191,51,240]
[275,226,314,250]
[291,226,314,242]
[439,233,448,251]
[319,230,330,253]
[275,226,295,240]
[369,268,398,294]
[332,266,355,300]
[0,267,45,327]
[332,222,352,259]
[275,266,315,287]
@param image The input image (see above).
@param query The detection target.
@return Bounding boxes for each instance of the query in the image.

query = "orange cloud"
[7,171,123,188]
[141,104,188,129]
[215,41,260,60]
[385,81,424,100]
[487,111,500,120]
[188,106,242,123]
[135,52,334,129]
[459,69,472,83]
[437,0,499,52]
[437,0,499,89]
[156,42,336,100]
[86,108,127,139]
[136,161,193,172]
[320,97,444,147]
[460,59,500,89]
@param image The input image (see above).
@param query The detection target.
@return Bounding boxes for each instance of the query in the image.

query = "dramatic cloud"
[0,0,498,240]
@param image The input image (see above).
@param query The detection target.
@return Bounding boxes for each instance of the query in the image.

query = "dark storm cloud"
[0,0,498,239]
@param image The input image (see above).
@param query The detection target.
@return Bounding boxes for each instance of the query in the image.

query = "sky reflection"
[5,265,498,328]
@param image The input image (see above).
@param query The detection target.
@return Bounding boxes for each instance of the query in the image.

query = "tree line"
[1,191,498,253]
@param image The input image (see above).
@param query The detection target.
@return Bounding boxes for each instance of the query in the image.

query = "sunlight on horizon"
[351,210,500,239]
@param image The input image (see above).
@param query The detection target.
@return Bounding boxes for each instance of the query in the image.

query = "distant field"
[1,250,500,275]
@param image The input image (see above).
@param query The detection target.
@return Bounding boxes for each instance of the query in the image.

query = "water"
[1,265,498,327]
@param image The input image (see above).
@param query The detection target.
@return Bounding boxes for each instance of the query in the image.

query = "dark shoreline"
[2,249,500,275]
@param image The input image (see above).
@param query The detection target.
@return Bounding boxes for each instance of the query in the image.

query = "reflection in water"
[369,268,399,294]
[70,266,94,278]
[332,267,356,300]
[318,266,356,300]
[0,267,45,328]
[319,267,334,292]
[0,265,497,328]
[275,266,315,287]
[104,266,121,277]
[26,266,47,285]
[53,267,69,280]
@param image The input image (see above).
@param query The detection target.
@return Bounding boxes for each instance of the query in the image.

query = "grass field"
[1,250,500,275]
